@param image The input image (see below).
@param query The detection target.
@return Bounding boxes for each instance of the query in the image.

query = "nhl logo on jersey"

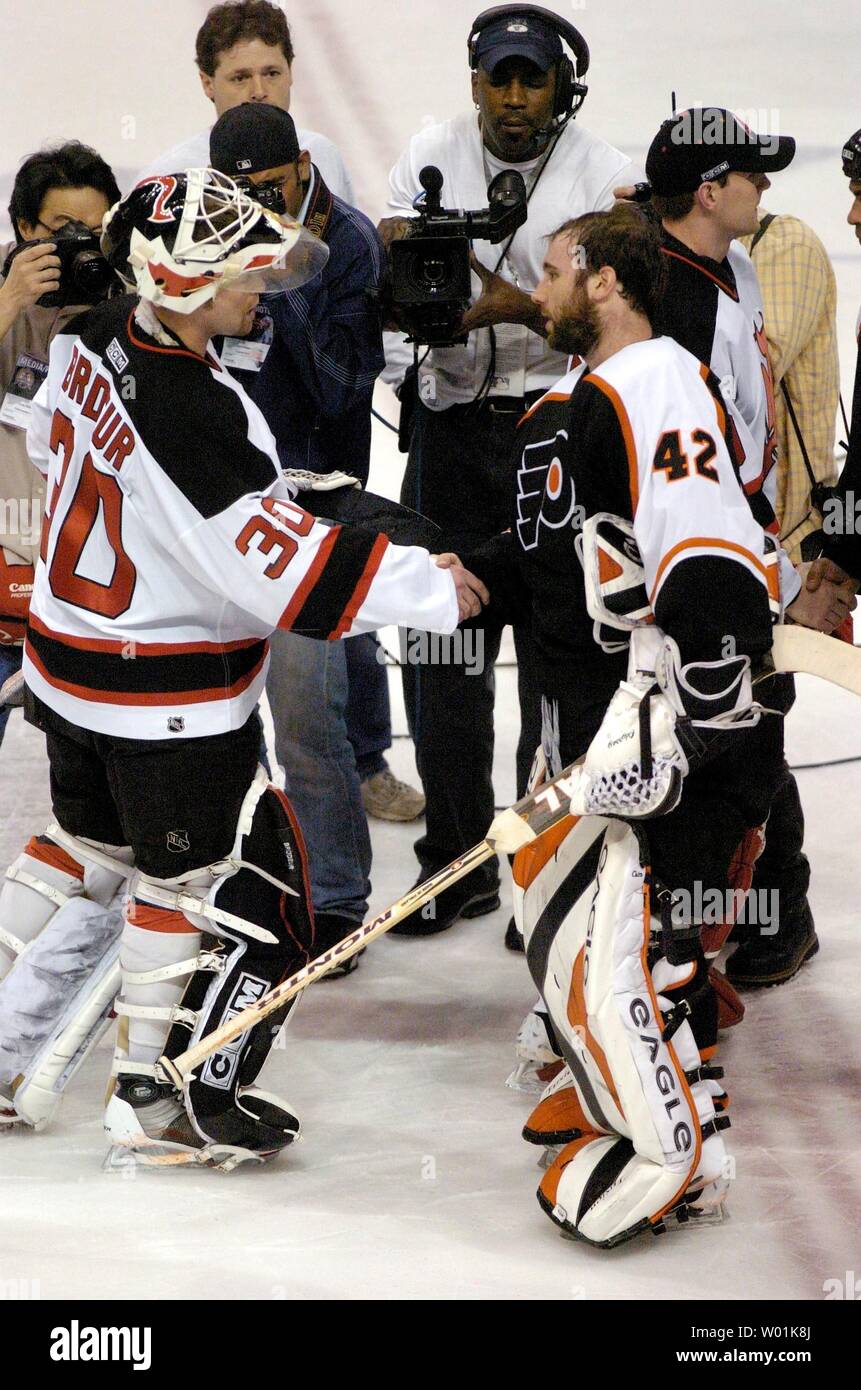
[166,829,190,853]
[166,716,185,733]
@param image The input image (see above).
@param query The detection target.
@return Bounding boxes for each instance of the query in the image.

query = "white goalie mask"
[101,167,328,314]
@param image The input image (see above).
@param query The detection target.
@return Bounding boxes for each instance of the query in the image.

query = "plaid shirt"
[739,212,840,562]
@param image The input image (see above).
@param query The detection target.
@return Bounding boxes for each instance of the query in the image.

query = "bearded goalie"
[470,204,854,1247]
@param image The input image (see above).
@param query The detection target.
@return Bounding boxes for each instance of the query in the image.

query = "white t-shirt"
[136,124,355,205]
[382,111,643,407]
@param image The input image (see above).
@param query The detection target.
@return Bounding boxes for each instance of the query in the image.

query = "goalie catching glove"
[574,626,761,820]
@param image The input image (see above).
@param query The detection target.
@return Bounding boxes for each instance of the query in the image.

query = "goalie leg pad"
[523,818,731,1246]
[0,831,131,979]
[0,897,124,1128]
[113,770,314,1159]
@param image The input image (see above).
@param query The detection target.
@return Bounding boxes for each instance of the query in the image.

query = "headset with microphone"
[467,4,590,135]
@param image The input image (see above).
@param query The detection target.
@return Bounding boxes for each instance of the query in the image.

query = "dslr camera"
[3,220,119,309]
[389,165,527,346]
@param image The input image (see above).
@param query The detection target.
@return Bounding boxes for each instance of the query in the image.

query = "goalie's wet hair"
[551,203,668,324]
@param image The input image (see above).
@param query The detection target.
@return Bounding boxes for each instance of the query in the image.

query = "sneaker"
[725,902,819,988]
[104,1075,301,1172]
[504,915,525,953]
[313,912,365,977]
[361,768,426,822]
[389,873,500,937]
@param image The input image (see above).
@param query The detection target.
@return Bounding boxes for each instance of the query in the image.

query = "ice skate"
[104,1075,301,1173]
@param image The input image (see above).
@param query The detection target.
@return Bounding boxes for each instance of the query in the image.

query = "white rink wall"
[1,0,860,399]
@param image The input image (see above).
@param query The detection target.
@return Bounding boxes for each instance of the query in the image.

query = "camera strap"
[749,212,833,503]
[471,129,563,406]
[482,129,562,274]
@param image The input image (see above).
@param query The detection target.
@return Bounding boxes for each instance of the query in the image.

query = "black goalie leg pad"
[160,786,314,1152]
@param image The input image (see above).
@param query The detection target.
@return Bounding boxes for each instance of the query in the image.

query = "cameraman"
[380,6,642,937]
[0,143,120,744]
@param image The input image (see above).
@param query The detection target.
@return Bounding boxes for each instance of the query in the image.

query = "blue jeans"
[0,645,23,746]
[344,633,391,782]
[266,630,370,921]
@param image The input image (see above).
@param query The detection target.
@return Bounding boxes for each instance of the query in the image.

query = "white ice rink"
[1,654,860,1302]
[1,0,861,1307]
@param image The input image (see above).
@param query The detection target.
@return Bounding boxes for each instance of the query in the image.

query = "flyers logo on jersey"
[516,431,578,551]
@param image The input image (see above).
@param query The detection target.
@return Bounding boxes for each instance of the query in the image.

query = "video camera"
[389,165,527,346]
[3,220,119,309]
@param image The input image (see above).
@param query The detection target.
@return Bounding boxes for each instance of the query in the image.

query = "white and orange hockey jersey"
[24,295,458,739]
[512,337,777,759]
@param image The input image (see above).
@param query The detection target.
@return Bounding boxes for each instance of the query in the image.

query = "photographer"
[380,6,642,938]
[0,142,120,744]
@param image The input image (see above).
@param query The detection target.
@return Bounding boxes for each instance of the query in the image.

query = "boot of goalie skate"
[505,1001,564,1093]
[104,1074,301,1173]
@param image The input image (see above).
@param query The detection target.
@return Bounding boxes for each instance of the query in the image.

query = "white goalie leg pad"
[529,819,730,1246]
[0,897,124,1128]
[0,829,131,981]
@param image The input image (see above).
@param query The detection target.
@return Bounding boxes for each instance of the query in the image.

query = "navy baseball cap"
[210,103,301,177]
[473,13,563,74]
[646,108,795,197]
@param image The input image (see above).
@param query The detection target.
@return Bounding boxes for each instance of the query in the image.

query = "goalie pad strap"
[686,1064,724,1085]
[5,864,74,912]
[122,950,224,987]
[45,822,132,881]
[116,1000,197,1028]
[133,881,281,944]
[0,923,27,957]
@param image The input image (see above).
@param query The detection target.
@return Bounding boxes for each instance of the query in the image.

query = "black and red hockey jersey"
[513,339,778,761]
[24,295,457,738]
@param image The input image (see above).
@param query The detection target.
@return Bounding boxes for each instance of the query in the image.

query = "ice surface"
[0,662,859,1301]
[1,0,860,1302]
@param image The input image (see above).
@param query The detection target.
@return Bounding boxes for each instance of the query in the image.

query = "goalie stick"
[156,624,861,1087]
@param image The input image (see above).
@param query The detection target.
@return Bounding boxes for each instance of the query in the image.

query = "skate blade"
[103,1140,265,1174]
[536,1144,563,1171]
[653,1201,730,1235]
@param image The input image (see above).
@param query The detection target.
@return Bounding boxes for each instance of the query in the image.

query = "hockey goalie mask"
[101,168,328,314]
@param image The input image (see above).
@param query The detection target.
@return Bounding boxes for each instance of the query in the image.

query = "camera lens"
[422,258,446,287]
[72,251,116,295]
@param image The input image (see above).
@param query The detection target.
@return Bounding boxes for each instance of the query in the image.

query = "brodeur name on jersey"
[513,336,778,764]
[24,295,458,739]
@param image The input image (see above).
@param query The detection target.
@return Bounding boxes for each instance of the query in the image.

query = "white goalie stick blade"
[767,626,861,697]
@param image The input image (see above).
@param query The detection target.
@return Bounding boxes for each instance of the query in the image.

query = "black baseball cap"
[646,108,795,197]
[210,103,301,177]
[472,13,563,74]
[842,127,861,180]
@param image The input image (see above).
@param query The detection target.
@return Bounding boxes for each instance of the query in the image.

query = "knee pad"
[520,817,731,1248]
[0,896,124,1128]
[117,770,314,1151]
